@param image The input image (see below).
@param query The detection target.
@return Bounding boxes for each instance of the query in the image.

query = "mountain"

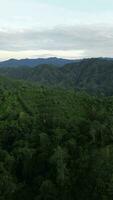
[1,57,113,95]
[0,57,77,68]
[61,58,113,95]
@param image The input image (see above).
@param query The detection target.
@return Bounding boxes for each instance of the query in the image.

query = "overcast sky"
[0,0,113,60]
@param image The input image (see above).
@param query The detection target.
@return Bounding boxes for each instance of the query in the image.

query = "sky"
[0,0,113,60]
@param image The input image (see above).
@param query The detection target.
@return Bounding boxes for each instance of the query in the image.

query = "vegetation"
[1,76,113,199]
[1,58,113,95]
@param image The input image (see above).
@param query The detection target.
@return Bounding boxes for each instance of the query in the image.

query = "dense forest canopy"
[0,74,113,199]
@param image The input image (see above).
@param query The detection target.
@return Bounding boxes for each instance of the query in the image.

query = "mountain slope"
[0,58,113,95]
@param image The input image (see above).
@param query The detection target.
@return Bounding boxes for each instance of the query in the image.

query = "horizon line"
[0,56,112,62]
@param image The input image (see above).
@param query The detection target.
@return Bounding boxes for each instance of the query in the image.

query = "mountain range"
[0,57,77,68]
[0,57,113,95]
[0,57,113,199]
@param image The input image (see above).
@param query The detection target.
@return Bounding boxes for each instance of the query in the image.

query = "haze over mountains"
[0,57,77,68]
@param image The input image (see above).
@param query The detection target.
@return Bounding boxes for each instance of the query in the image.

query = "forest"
[1,75,113,200]
[0,58,113,95]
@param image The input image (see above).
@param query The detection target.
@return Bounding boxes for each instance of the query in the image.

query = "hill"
[0,58,113,95]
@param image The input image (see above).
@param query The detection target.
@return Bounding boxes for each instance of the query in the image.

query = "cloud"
[0,24,113,58]
[0,50,84,60]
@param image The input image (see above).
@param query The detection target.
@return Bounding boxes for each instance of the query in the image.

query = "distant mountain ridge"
[0,57,78,68]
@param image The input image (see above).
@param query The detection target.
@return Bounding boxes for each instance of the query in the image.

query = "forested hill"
[1,76,113,199]
[0,58,113,95]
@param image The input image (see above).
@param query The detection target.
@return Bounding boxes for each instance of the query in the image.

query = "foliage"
[0,77,113,199]
[1,58,113,95]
